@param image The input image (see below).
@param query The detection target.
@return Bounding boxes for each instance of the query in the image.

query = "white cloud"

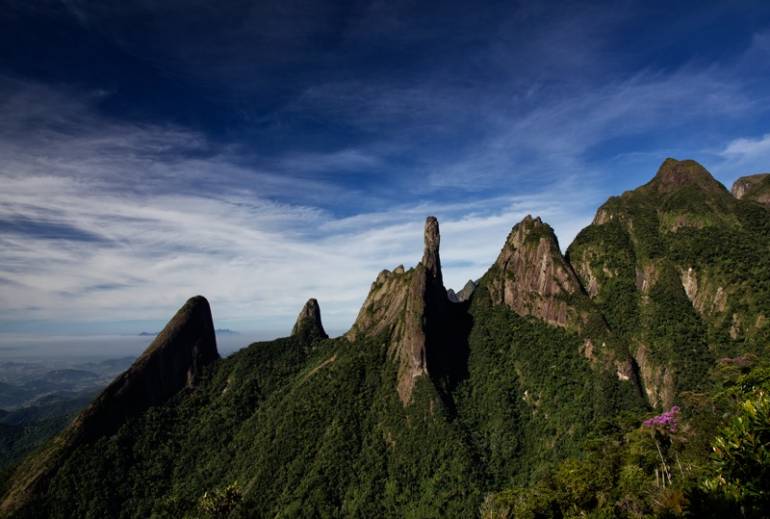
[721,133,770,161]
[0,171,595,336]
[0,79,600,339]
[3,15,767,342]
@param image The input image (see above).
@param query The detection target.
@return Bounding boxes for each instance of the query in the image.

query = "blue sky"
[2,0,770,340]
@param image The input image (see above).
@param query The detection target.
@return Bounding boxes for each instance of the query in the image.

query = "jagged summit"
[447,280,477,303]
[645,158,727,194]
[732,173,770,207]
[292,298,328,341]
[483,215,587,329]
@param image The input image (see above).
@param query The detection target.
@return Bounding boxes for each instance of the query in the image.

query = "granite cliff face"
[291,298,328,342]
[448,280,477,303]
[0,296,220,515]
[483,215,589,330]
[346,216,448,404]
[732,173,770,207]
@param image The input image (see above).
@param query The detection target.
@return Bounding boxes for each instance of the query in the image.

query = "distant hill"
[141,328,237,337]
[0,390,95,471]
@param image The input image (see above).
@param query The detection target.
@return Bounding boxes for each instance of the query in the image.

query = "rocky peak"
[0,296,220,515]
[292,298,328,342]
[646,158,727,195]
[458,280,477,300]
[505,215,550,248]
[67,295,219,446]
[448,280,477,303]
[484,215,588,329]
[731,173,770,207]
[346,216,448,404]
[422,216,442,282]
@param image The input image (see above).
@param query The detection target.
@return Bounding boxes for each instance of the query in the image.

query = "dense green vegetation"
[481,358,770,518]
[15,332,480,518]
[7,288,647,518]
[568,176,770,406]
[567,219,639,339]
[0,392,93,474]
[0,416,70,473]
[4,162,770,517]
[16,291,768,518]
[454,285,644,489]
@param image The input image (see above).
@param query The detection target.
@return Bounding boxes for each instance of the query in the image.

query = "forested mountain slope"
[2,159,769,518]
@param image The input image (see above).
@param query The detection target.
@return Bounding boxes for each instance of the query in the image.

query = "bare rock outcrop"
[680,267,728,318]
[422,216,442,283]
[731,173,770,207]
[346,217,447,404]
[448,280,477,303]
[633,342,675,409]
[292,298,328,342]
[485,215,588,329]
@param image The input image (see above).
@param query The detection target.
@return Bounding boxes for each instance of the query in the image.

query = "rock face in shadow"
[0,296,220,515]
[346,217,448,404]
[291,298,328,342]
[732,173,770,207]
[484,215,588,329]
[66,295,219,446]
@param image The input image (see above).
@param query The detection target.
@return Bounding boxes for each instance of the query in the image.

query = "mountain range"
[1,159,769,518]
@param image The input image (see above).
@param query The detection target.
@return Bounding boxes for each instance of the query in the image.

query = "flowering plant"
[642,406,683,488]
[643,405,680,433]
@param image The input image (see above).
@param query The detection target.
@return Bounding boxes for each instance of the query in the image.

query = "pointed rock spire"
[345,216,448,404]
[292,298,328,341]
[422,216,442,283]
[456,280,477,302]
[69,295,219,445]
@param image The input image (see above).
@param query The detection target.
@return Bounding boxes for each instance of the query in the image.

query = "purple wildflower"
[643,405,680,433]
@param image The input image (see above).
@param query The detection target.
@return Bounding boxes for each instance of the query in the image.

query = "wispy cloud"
[722,133,770,161]
[0,77,598,337]
[3,6,770,342]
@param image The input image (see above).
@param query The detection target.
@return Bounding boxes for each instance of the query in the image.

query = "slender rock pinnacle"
[422,216,442,283]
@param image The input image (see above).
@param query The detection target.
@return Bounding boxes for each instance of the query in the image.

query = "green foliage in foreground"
[702,384,770,515]
[481,361,770,519]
